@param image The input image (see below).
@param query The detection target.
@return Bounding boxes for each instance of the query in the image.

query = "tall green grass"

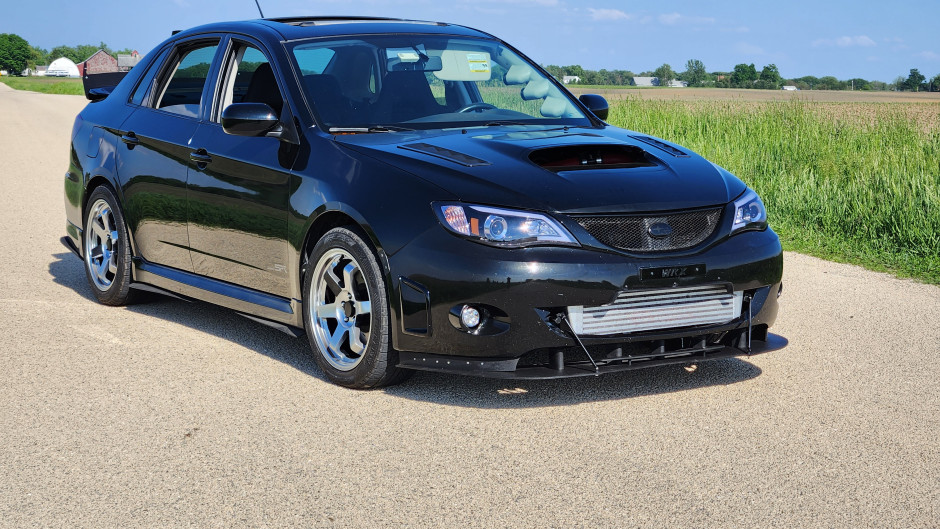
[608,98,940,284]
[0,76,84,95]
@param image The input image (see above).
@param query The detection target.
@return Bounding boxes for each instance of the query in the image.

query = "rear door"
[117,39,222,272]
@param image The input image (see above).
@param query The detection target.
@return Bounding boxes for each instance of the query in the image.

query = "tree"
[904,68,926,92]
[653,63,675,86]
[930,74,940,92]
[683,59,707,87]
[730,63,758,87]
[0,33,31,75]
[756,64,782,89]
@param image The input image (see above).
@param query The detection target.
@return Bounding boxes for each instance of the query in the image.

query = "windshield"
[289,35,591,130]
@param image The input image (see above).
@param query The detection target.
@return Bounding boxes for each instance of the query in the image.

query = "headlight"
[434,203,579,248]
[731,189,768,234]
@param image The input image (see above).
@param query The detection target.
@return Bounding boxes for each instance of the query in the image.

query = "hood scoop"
[529,144,657,173]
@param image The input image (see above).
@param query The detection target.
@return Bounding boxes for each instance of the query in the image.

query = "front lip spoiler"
[61,236,81,258]
[397,334,787,380]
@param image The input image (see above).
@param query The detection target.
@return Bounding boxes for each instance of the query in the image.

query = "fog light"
[460,305,481,328]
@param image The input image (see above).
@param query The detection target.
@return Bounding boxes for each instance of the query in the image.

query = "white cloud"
[587,8,632,21]
[813,35,877,48]
[658,12,715,25]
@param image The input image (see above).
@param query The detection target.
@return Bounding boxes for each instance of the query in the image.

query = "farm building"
[562,75,581,84]
[633,76,659,87]
[782,85,799,91]
[77,50,118,77]
[117,51,143,71]
[46,57,80,77]
[667,80,689,88]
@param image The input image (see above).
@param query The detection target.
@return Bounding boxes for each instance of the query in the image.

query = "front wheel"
[303,227,411,388]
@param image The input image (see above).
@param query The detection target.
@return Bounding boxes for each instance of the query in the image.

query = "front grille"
[575,209,722,252]
[568,284,742,336]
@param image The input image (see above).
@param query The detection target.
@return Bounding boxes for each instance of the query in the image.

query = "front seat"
[373,71,442,123]
[243,62,283,116]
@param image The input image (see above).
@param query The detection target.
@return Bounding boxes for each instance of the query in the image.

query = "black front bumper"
[388,225,784,378]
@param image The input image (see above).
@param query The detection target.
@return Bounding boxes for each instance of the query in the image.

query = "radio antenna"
[254,0,265,18]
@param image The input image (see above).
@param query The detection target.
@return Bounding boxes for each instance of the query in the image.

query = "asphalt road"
[1,82,938,528]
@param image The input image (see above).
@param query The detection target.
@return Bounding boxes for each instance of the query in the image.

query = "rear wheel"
[303,227,411,388]
[83,186,135,306]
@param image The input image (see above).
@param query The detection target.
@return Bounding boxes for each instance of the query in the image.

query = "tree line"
[545,59,940,92]
[0,33,134,74]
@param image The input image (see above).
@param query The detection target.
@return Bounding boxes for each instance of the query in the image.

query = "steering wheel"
[456,103,497,113]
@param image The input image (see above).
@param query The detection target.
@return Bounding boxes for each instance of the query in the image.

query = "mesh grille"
[575,209,722,252]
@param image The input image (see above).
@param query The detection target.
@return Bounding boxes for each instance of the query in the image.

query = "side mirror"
[579,94,609,121]
[221,103,280,137]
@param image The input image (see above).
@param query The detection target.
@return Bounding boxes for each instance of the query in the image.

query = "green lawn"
[0,76,85,95]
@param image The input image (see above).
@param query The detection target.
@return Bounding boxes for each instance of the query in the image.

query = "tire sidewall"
[303,227,393,388]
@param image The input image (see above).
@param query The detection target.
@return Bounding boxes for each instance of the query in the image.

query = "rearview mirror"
[221,103,280,137]
[579,94,609,121]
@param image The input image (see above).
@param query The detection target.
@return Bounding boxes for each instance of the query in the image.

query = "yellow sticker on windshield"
[467,53,490,74]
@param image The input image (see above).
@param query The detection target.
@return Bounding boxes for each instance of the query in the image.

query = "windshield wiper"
[329,125,414,134]
[483,121,529,127]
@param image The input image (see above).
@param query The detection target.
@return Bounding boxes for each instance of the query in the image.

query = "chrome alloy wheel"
[85,198,120,291]
[309,249,373,371]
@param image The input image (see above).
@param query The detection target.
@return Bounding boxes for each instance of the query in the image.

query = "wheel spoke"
[316,301,340,320]
[355,300,371,315]
[92,222,108,242]
[328,326,346,353]
[96,257,110,282]
[100,209,113,234]
[324,265,343,294]
[108,252,118,274]
[342,263,357,292]
[348,328,366,354]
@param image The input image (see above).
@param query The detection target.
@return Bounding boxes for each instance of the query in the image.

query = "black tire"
[82,186,136,306]
[302,227,412,388]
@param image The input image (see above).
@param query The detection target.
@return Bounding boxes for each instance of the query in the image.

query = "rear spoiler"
[82,71,129,101]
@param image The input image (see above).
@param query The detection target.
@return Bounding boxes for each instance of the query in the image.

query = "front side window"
[217,43,285,119]
[289,35,590,130]
[154,42,220,118]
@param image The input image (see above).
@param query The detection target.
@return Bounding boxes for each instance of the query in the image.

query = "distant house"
[78,49,118,77]
[667,80,688,88]
[117,51,143,71]
[633,76,659,87]
[562,75,581,84]
[782,85,799,91]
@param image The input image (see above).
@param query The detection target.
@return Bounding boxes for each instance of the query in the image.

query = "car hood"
[334,125,746,214]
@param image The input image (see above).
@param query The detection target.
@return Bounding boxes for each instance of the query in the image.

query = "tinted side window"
[129,48,169,106]
[218,45,284,118]
[155,43,219,117]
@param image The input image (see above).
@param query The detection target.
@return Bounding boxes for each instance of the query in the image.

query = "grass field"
[606,97,940,284]
[0,76,84,95]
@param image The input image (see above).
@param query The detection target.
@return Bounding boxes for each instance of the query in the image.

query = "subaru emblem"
[648,222,673,239]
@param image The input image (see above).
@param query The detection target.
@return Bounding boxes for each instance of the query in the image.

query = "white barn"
[46,57,80,78]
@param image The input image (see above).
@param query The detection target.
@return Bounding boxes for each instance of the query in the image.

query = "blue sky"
[3,0,938,81]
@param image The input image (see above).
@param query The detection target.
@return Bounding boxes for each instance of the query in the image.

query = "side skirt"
[132,258,305,330]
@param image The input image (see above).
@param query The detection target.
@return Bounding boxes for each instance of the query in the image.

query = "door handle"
[190,149,212,167]
[121,132,139,147]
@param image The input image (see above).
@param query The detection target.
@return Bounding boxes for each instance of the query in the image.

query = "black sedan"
[64,17,784,388]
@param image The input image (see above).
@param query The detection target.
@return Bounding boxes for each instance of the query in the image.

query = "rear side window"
[154,43,220,118]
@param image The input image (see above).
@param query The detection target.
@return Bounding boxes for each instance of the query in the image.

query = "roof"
[171,17,494,44]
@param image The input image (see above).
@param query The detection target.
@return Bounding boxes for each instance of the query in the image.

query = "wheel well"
[83,176,117,216]
[300,211,375,285]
